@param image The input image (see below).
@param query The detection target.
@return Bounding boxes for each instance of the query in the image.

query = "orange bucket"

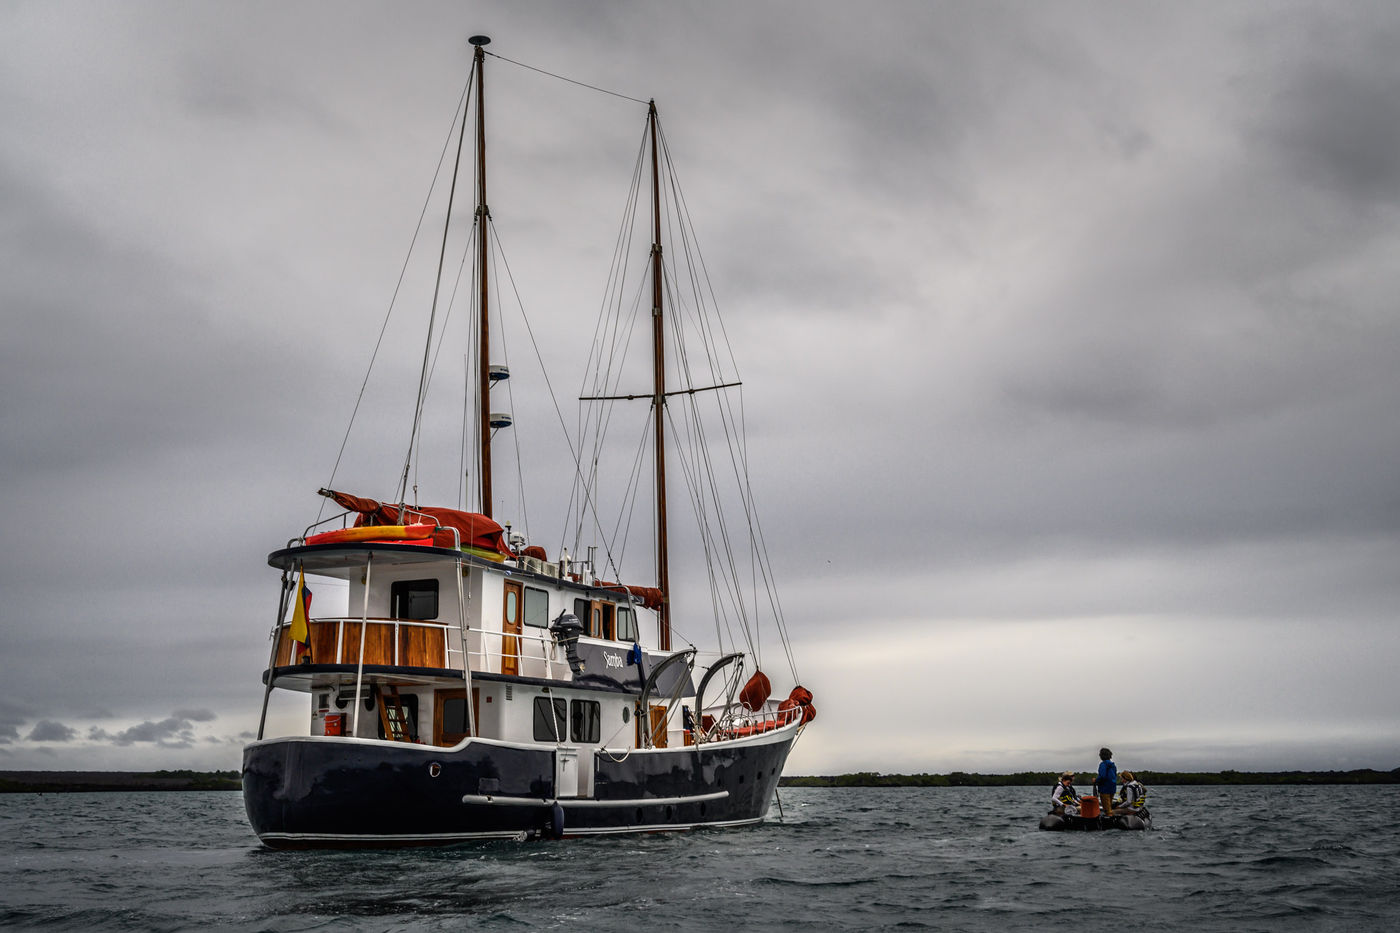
[1079,795,1100,818]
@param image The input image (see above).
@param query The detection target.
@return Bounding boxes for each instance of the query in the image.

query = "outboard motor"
[550,612,586,675]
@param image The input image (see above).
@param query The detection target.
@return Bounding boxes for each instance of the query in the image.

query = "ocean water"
[2,784,1397,931]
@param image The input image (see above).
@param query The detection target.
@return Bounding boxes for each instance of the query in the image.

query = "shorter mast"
[648,100,671,651]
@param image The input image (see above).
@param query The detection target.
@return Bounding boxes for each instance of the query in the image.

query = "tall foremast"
[471,35,494,518]
[648,100,672,651]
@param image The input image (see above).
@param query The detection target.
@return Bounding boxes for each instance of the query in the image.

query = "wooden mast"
[471,35,494,518]
[648,100,671,651]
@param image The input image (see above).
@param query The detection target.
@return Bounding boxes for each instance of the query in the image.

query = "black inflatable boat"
[1040,808,1152,831]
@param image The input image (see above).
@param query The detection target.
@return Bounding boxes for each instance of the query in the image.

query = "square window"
[616,608,637,643]
[571,700,601,743]
[391,579,439,620]
[524,587,549,628]
[532,696,567,742]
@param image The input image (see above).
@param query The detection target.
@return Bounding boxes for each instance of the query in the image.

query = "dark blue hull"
[243,727,797,847]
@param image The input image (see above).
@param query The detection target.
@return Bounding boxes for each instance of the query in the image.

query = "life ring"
[305,523,436,546]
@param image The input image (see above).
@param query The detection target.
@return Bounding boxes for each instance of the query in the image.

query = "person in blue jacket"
[1094,747,1117,816]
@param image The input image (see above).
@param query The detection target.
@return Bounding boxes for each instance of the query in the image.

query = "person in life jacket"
[1114,771,1147,810]
[1049,770,1080,816]
[1094,747,1117,817]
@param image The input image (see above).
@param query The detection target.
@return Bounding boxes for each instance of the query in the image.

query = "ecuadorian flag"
[290,569,312,660]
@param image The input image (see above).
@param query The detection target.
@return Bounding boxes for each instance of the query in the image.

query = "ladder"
[378,685,413,742]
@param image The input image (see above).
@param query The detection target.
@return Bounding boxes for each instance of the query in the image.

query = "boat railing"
[274,616,454,669]
[466,626,562,679]
[273,614,571,678]
[703,702,802,742]
[291,509,462,548]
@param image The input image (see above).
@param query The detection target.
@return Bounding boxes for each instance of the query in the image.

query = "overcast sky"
[2,1,1398,777]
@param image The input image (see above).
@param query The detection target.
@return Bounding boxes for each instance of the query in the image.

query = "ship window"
[391,579,439,620]
[571,700,601,743]
[573,598,589,627]
[616,607,637,643]
[532,697,566,742]
[524,587,549,628]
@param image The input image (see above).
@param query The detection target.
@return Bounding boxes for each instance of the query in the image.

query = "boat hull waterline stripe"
[461,789,729,807]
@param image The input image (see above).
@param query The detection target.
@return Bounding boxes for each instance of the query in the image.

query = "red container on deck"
[323,714,343,737]
[1079,795,1101,818]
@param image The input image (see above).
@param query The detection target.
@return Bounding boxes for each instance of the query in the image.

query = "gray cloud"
[91,718,195,749]
[26,720,78,743]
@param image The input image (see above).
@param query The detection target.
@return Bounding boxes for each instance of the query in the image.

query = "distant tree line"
[780,768,1400,788]
[0,770,242,793]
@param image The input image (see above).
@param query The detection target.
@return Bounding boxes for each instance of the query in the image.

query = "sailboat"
[241,36,815,847]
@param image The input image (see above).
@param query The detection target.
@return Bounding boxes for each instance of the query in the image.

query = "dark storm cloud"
[26,720,79,743]
[88,709,210,748]
[1247,8,1400,206]
[2,1,1398,774]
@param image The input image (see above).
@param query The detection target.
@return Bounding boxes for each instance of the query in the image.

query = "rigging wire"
[486,222,531,540]
[570,106,801,676]
[317,71,474,522]
[484,50,648,105]
[486,213,636,578]
[657,120,798,679]
[398,65,476,509]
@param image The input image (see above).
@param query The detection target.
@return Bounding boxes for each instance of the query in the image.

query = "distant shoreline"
[0,770,240,793]
[4,768,1397,793]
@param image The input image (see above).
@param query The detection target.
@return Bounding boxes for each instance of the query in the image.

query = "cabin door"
[433,688,479,744]
[636,704,668,748]
[502,581,523,676]
[586,600,615,640]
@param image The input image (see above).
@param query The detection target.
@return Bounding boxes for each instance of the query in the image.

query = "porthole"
[428,762,442,778]
[622,706,631,723]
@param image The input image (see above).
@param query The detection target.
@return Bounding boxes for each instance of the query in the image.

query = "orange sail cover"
[318,488,513,557]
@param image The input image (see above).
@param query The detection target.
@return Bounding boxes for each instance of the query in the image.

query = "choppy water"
[2,784,1398,931]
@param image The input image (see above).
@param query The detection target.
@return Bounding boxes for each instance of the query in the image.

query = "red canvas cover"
[318,488,513,557]
[593,581,665,611]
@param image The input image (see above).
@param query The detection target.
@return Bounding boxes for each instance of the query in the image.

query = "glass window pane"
[616,608,637,642]
[533,696,566,742]
[524,587,550,627]
[570,700,600,743]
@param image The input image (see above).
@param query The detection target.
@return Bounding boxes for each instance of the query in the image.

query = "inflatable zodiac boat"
[1039,795,1152,831]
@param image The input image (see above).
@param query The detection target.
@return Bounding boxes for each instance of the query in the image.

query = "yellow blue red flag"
[290,569,311,657]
